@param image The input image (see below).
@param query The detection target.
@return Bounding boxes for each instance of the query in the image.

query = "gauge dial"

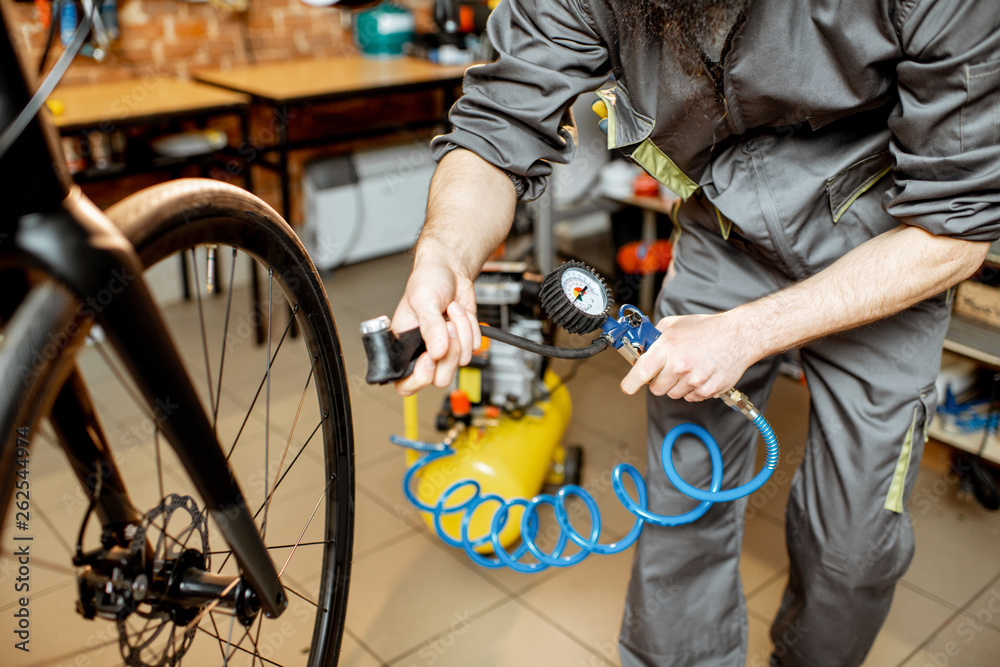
[561,267,608,316]
[540,261,612,334]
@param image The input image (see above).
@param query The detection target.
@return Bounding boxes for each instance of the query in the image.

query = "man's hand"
[620,225,988,401]
[391,253,482,395]
[385,149,517,396]
[620,312,756,401]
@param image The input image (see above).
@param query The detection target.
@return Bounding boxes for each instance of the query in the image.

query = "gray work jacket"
[431,0,1000,279]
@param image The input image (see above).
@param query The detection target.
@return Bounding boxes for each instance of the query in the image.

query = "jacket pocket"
[884,386,937,514]
[962,60,1000,152]
[825,150,892,223]
[595,84,654,149]
[595,85,700,200]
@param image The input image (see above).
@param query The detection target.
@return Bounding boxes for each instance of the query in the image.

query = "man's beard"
[613,0,751,73]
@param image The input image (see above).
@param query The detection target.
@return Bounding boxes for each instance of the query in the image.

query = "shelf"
[70,153,215,184]
[986,239,1000,267]
[928,416,1000,465]
[942,314,1000,368]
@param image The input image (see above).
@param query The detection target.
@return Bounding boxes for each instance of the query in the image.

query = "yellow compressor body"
[405,370,572,553]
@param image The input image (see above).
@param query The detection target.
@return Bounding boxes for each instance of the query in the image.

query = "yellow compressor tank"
[406,370,572,553]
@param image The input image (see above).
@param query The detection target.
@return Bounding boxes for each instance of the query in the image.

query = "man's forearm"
[416,149,518,277]
[733,225,990,362]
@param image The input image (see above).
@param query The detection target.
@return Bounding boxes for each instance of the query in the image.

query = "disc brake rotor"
[118,494,210,667]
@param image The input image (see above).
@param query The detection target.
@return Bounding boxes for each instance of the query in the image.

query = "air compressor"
[362,260,779,572]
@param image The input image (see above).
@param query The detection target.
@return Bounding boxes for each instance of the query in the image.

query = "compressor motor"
[435,262,554,428]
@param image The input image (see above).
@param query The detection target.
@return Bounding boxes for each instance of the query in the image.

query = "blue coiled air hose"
[393,393,779,573]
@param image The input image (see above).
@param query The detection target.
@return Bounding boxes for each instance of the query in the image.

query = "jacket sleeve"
[430,0,611,201]
[882,0,1000,241]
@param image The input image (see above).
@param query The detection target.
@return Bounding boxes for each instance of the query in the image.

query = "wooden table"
[49,78,253,307]
[50,78,252,187]
[192,55,471,223]
[192,55,470,105]
[51,78,250,132]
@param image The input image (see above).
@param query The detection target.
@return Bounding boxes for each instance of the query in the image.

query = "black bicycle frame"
[0,4,286,618]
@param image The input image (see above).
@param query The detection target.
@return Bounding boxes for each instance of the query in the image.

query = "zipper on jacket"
[745,138,805,279]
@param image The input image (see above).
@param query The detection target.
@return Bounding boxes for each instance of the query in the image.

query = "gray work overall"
[430,0,1000,664]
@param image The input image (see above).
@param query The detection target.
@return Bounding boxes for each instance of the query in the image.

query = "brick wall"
[7,0,435,85]
[6,0,444,221]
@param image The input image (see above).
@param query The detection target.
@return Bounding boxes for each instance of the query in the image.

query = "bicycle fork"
[0,189,288,620]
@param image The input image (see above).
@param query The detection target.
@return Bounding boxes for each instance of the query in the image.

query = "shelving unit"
[928,241,1000,464]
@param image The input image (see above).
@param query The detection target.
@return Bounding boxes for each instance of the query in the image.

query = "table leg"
[534,189,555,275]
[638,208,657,314]
[240,107,254,193]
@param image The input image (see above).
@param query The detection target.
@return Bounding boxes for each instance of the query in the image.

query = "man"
[390,0,1000,664]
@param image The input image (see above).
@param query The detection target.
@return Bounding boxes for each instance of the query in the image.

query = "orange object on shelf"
[617,240,673,276]
[449,390,472,416]
[632,172,660,197]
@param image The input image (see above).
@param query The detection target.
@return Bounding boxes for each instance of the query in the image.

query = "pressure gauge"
[540,261,611,334]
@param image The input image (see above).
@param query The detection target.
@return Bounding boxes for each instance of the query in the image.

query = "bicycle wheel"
[0,179,353,666]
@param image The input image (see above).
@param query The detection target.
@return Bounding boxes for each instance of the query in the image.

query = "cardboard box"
[954,280,1000,328]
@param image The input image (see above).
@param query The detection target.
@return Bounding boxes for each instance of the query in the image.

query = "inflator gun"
[361,261,761,420]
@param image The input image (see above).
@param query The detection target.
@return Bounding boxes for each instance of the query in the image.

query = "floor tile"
[740,514,789,594]
[746,572,788,625]
[864,584,956,666]
[518,547,635,661]
[900,607,1000,667]
[387,597,612,667]
[342,532,510,661]
[904,496,1000,607]
[341,629,386,667]
[746,613,774,667]
[959,579,1000,633]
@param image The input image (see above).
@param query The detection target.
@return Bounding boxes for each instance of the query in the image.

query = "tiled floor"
[4,250,1000,666]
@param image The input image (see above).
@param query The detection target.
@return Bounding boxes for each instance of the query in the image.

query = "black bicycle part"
[5,188,287,619]
[539,260,611,335]
[0,1,71,223]
[1,179,354,665]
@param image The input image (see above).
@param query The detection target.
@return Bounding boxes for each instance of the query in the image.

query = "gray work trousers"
[618,198,950,667]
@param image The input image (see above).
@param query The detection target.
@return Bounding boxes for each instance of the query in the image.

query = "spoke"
[217,414,327,574]
[270,356,318,509]
[159,576,240,660]
[278,483,329,578]
[282,582,326,612]
[33,506,75,558]
[266,355,323,494]
[208,539,332,556]
[223,613,258,666]
[90,338,157,424]
[213,246,238,432]
[209,612,231,664]
[263,414,327,513]
[224,308,297,462]
[263,268,273,539]
[226,608,238,666]
[197,626,288,667]
[192,247,217,420]
[252,617,265,667]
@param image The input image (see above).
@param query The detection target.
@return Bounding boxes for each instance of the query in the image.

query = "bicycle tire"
[1,179,353,667]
